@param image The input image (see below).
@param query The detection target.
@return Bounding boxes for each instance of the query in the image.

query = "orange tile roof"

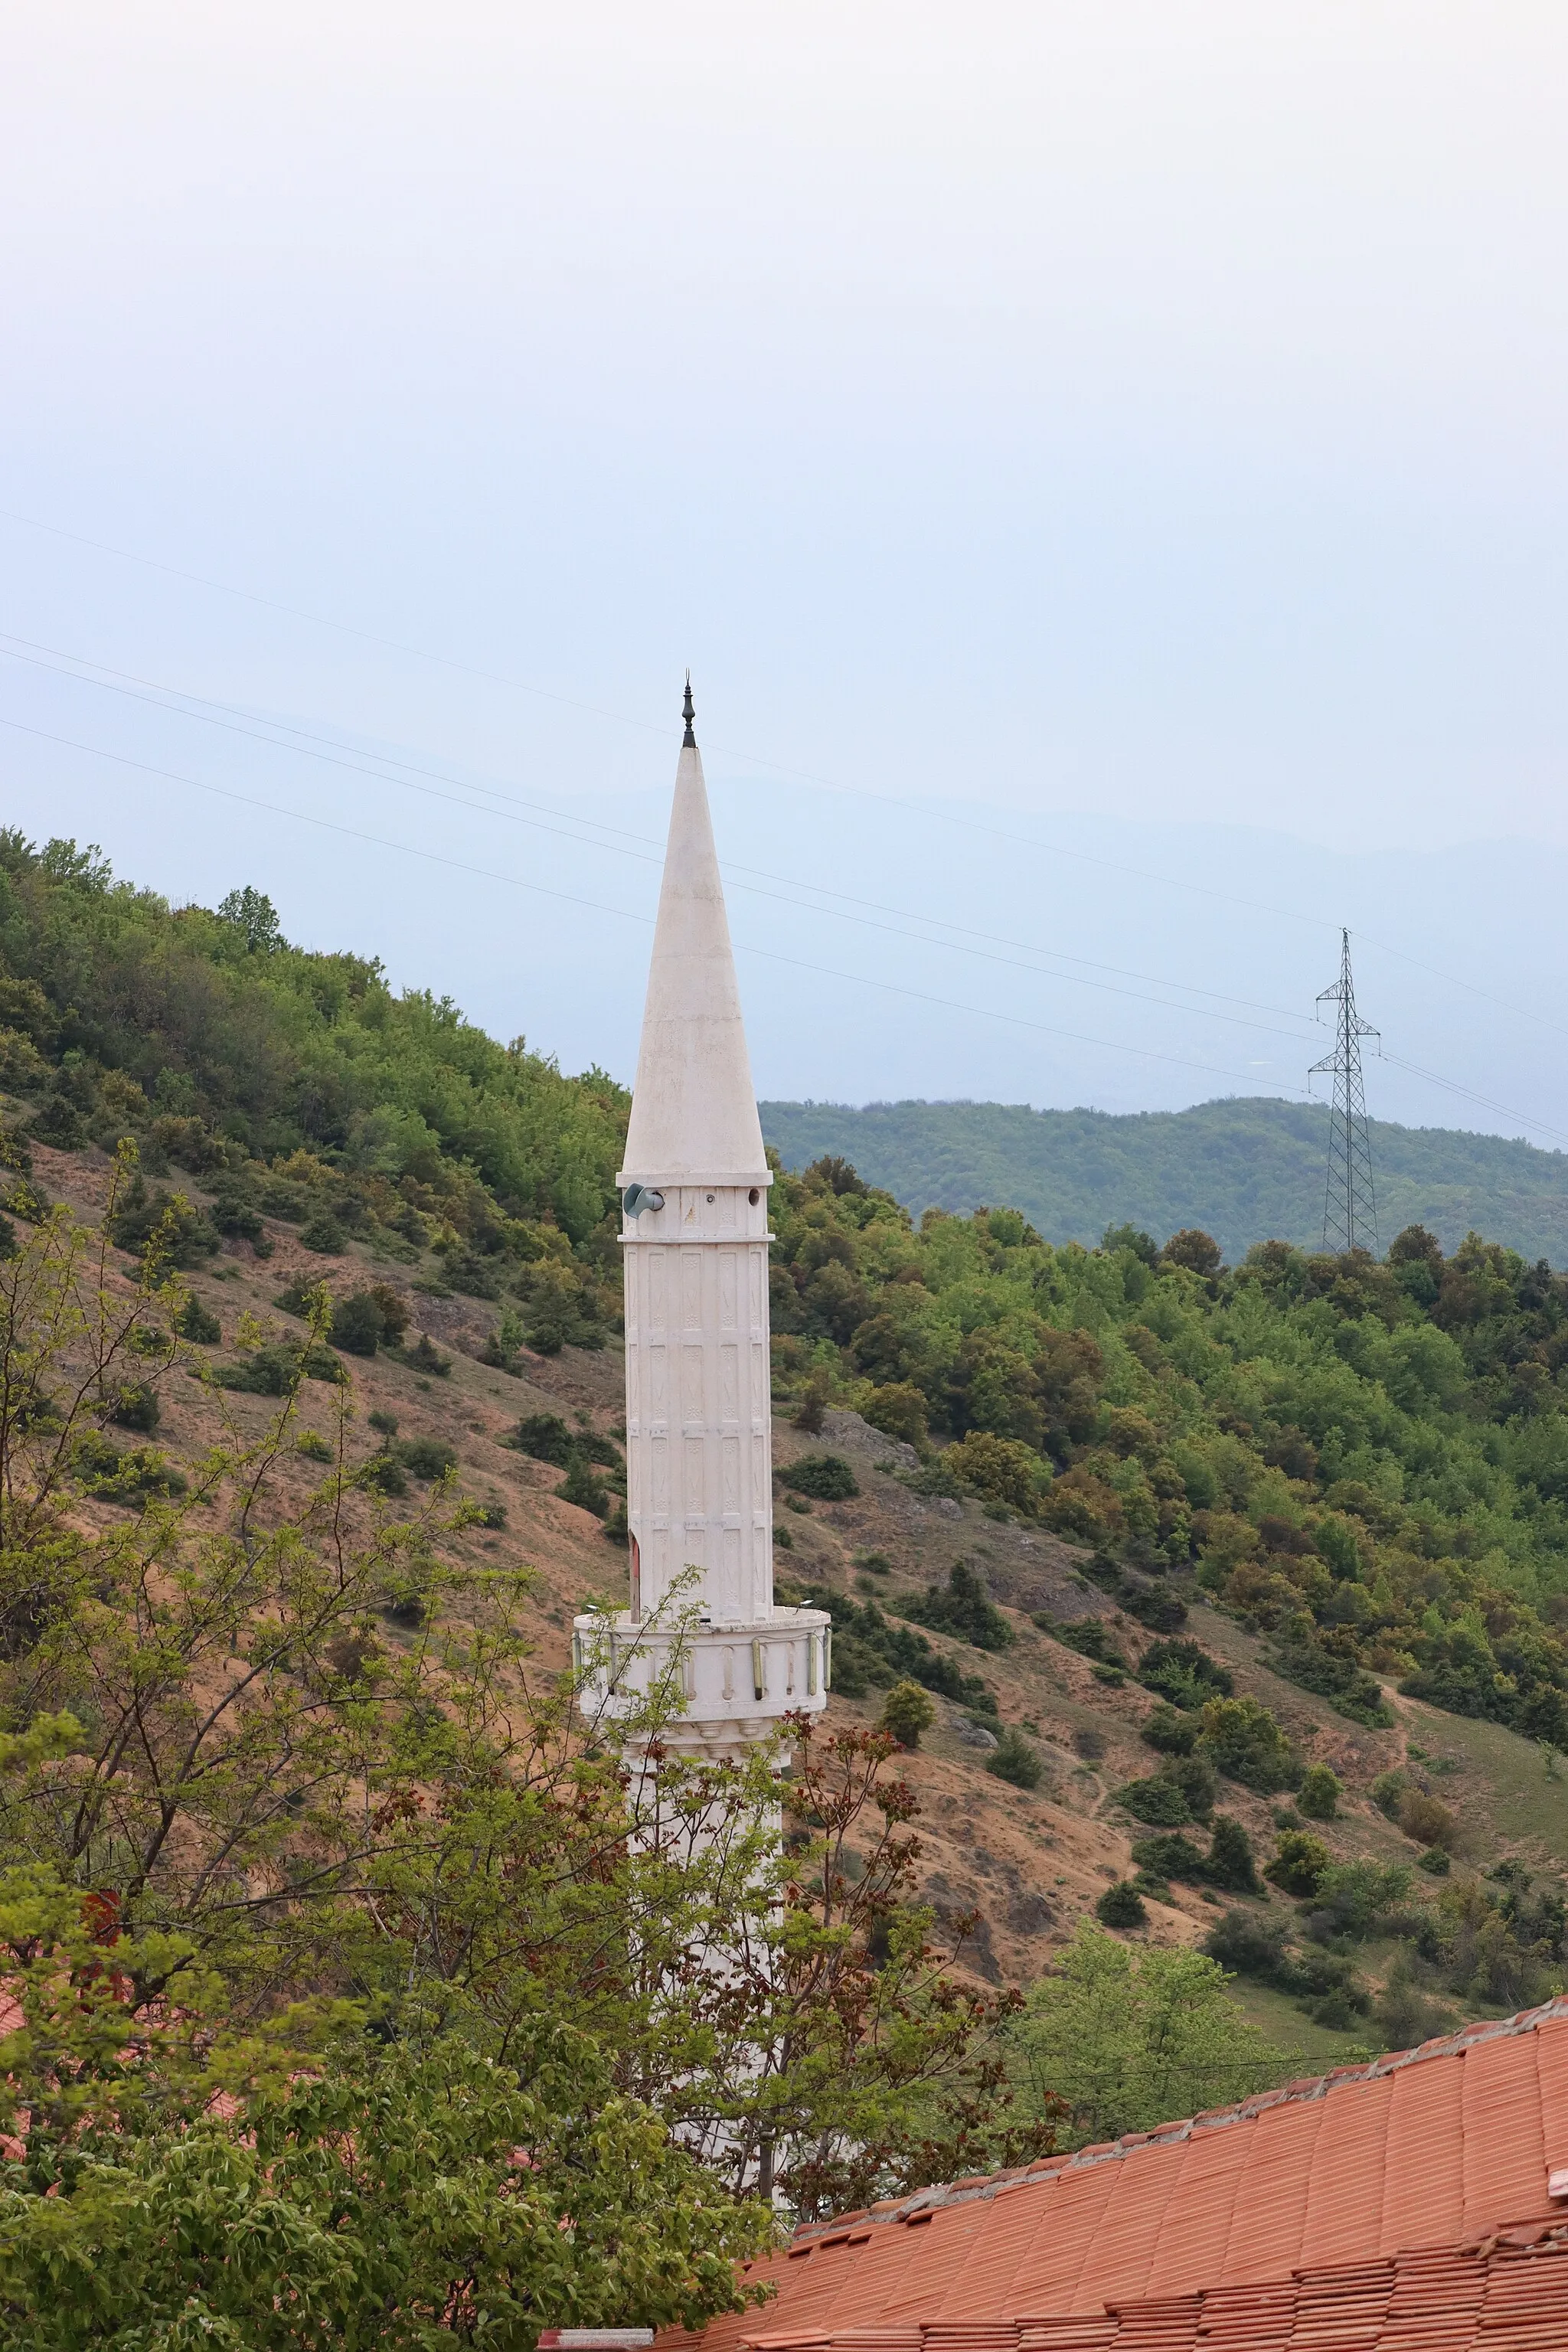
[668,2001,1568,2352]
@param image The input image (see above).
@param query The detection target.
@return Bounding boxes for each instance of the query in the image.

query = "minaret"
[573,681,829,1759]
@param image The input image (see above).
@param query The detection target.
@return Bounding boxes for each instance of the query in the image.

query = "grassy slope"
[760,1096,1568,1264]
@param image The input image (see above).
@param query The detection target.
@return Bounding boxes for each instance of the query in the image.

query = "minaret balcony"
[571,1604,831,1759]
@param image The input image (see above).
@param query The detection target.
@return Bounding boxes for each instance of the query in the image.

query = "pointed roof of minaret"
[619,680,769,1187]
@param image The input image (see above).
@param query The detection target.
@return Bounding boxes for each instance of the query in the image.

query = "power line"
[7,704,1566,1152]
[15,500,1568,1048]
[0,713,1330,1097]
[4,505,1565,1056]
[0,636,1326,1044]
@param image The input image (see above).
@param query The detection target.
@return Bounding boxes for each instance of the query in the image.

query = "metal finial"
[682,671,696,748]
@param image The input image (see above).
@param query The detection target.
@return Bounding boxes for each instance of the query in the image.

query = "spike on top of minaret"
[682,671,697,748]
[618,678,768,1187]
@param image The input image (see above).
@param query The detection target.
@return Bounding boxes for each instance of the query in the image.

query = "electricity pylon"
[1311,929,1379,1255]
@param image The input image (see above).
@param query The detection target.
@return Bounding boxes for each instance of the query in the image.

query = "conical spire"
[619,683,768,1186]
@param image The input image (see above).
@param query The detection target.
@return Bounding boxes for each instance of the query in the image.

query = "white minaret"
[573,681,828,1760]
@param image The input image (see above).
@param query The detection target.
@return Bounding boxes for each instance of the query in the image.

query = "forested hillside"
[0,831,629,1334]
[761,1096,1568,1264]
[3,832,1568,2335]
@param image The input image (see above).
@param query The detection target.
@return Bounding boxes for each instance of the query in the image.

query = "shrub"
[1297,1764,1341,1821]
[861,1380,929,1449]
[1202,1906,1292,1979]
[903,1560,1013,1651]
[395,1436,459,1482]
[791,1370,831,1433]
[107,1380,160,1433]
[1073,1725,1106,1761]
[1165,1751,1218,1818]
[942,1430,1044,1514]
[1397,1789,1456,1849]
[331,1290,388,1356]
[359,1452,410,1498]
[781,1452,859,1501]
[472,1501,508,1529]
[1198,1696,1302,1793]
[1370,1768,1412,1820]
[1264,1830,1331,1898]
[879,1678,936,1749]
[400,1334,451,1377]
[1207,1815,1260,1893]
[296,1430,334,1461]
[107,1180,220,1271]
[1115,1773,1193,1827]
[1142,1701,1199,1755]
[1122,1581,1188,1634]
[214,1341,341,1394]
[175,1293,220,1344]
[1131,1831,1209,1883]
[1096,1880,1148,1929]
[1039,1615,1124,1668]
[72,1432,187,1504]
[299,1210,347,1253]
[986,1729,1044,1789]
[1309,1859,1413,1937]
[1138,1638,1233,1711]
[514,1413,576,1465]
[559,1455,609,1516]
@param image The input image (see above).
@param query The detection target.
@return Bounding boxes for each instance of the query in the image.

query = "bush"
[107,1180,220,1272]
[1370,1767,1413,1818]
[400,1333,451,1377]
[903,1560,1013,1651]
[942,1430,1044,1514]
[1142,1700,1199,1755]
[1122,1581,1189,1634]
[1397,1789,1456,1849]
[1199,1696,1302,1793]
[1040,1615,1124,1668]
[368,1409,398,1436]
[1131,1831,1209,1883]
[331,1290,388,1356]
[514,1413,576,1465]
[1297,1764,1341,1820]
[559,1455,609,1517]
[1115,1773,1194,1827]
[1264,1830,1331,1898]
[879,1678,936,1749]
[1138,1638,1233,1711]
[1207,1815,1260,1893]
[861,1380,928,1449]
[175,1293,220,1344]
[359,1452,410,1498]
[1309,1859,1413,1938]
[72,1431,187,1504]
[1202,1906,1292,1979]
[780,1452,859,1500]
[395,1436,459,1482]
[296,1430,334,1461]
[985,1728,1044,1789]
[107,1380,160,1433]
[1096,1880,1148,1929]
[299,1210,347,1253]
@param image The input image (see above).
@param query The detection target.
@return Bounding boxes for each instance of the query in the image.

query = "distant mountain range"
[760,1096,1568,1265]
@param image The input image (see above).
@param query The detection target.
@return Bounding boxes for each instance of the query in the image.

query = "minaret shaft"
[574,688,827,1759]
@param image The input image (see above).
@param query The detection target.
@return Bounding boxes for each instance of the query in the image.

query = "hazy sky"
[2,5,1566,1129]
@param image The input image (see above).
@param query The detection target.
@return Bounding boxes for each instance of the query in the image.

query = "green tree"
[1297,1763,1341,1820]
[1015,1922,1287,2144]
[879,1678,936,1748]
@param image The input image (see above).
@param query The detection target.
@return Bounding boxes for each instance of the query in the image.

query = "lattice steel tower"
[1311,929,1379,1254]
